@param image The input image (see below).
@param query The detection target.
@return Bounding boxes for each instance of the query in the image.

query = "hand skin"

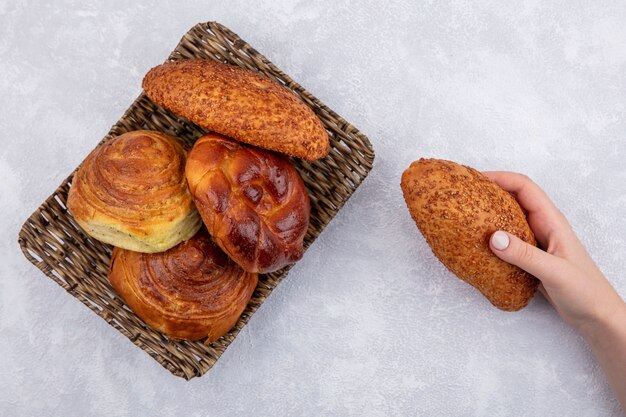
[483,171,626,411]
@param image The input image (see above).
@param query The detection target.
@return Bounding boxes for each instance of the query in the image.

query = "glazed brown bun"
[67,130,202,253]
[401,158,539,311]
[108,229,258,341]
[186,133,310,273]
[142,59,330,161]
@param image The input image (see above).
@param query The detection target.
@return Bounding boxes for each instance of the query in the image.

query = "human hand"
[482,171,625,336]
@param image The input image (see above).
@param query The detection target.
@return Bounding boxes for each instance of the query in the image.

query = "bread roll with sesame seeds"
[400,158,539,311]
[142,59,330,161]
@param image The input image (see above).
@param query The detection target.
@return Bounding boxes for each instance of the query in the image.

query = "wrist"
[578,296,626,344]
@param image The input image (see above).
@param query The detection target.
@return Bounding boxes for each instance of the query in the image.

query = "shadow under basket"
[18,21,375,380]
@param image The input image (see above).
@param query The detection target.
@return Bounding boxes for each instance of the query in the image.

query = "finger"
[481,171,559,216]
[490,230,571,287]
[482,171,570,238]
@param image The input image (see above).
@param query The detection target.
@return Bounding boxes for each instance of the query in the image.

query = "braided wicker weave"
[18,22,374,380]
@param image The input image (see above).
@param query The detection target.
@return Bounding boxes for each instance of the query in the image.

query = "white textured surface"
[2,1,626,415]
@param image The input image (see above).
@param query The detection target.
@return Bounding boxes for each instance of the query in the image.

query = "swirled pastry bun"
[108,229,258,341]
[67,130,202,253]
[186,133,310,273]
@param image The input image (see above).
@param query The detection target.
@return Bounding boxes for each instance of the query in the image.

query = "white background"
[2,1,626,416]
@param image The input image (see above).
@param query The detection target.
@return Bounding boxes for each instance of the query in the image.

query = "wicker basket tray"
[18,22,374,380]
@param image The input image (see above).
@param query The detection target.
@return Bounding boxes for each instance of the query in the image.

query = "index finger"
[482,171,569,231]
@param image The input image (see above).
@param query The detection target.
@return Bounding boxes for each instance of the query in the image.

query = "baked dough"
[401,158,539,311]
[109,229,258,341]
[142,59,330,160]
[67,130,201,253]
[186,133,310,273]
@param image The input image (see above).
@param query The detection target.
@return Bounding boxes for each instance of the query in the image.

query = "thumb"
[489,230,567,284]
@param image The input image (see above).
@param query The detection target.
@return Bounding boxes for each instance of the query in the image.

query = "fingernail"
[492,231,510,251]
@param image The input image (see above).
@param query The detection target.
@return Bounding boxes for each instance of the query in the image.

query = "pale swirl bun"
[67,130,202,253]
[108,229,258,341]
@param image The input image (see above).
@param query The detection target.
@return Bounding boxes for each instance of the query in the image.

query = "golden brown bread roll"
[67,130,202,253]
[186,133,310,273]
[142,59,330,161]
[401,158,539,311]
[108,229,258,341]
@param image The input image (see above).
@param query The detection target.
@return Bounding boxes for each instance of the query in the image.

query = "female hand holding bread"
[485,171,626,411]
[402,159,626,410]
